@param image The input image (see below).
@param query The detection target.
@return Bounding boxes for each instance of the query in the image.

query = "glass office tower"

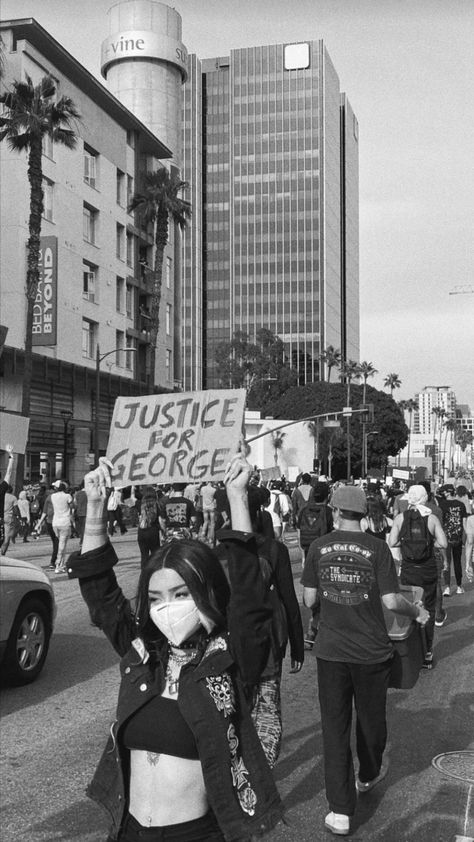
[182,40,359,389]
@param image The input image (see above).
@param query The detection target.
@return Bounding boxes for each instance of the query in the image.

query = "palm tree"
[358,361,378,405]
[384,373,401,397]
[320,345,342,383]
[0,75,80,481]
[404,398,418,470]
[129,168,191,388]
[271,430,286,468]
[431,406,446,479]
[358,361,378,476]
[443,417,458,476]
[339,360,361,480]
[339,359,361,406]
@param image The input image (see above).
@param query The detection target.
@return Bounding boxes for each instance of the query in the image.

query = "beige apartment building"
[0,18,181,486]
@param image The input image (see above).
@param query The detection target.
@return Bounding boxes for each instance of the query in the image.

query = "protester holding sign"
[106,389,246,489]
[66,450,283,842]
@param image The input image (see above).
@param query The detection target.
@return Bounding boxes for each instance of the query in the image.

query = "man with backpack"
[297,481,333,650]
[389,484,447,670]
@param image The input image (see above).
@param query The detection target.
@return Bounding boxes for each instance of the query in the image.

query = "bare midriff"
[129,751,208,827]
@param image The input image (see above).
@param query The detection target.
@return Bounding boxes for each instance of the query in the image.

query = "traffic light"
[359,404,374,422]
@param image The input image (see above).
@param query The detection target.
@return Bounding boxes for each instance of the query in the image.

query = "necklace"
[165,647,196,695]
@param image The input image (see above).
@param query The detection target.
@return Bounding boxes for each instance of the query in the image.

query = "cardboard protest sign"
[0,412,30,454]
[106,389,246,487]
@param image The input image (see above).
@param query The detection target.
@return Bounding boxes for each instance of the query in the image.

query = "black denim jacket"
[67,532,283,841]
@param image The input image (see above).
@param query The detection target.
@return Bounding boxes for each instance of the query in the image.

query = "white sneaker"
[442,586,451,597]
[324,812,350,836]
[456,586,465,595]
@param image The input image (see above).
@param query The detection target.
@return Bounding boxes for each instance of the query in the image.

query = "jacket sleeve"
[67,543,135,658]
[216,530,272,692]
[273,542,304,663]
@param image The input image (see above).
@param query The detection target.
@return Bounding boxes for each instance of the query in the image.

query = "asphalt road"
[1,529,473,842]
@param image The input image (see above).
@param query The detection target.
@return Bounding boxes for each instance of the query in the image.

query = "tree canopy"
[129,168,191,388]
[213,328,298,410]
[264,380,408,479]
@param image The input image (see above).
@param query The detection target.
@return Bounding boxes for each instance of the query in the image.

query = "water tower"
[101,0,188,166]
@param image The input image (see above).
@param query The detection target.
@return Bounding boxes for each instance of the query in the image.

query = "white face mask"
[149,600,202,646]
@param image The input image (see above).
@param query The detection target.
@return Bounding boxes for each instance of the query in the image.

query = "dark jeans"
[75,515,86,546]
[444,542,463,588]
[400,562,437,652]
[45,521,59,566]
[137,526,161,568]
[108,506,127,534]
[119,811,224,841]
[317,657,391,817]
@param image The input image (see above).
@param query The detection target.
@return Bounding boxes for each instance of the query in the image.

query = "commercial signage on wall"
[32,236,58,346]
[101,30,188,80]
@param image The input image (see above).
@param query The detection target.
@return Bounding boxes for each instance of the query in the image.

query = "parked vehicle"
[0,556,56,685]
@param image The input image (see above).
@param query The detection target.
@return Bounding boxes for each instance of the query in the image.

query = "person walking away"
[265,483,284,540]
[51,480,74,573]
[35,484,60,568]
[107,487,127,535]
[74,484,88,547]
[388,484,447,669]
[137,486,161,569]
[297,482,333,650]
[199,481,217,546]
[455,485,472,515]
[419,481,448,627]
[438,484,467,595]
[1,485,19,554]
[0,445,15,546]
[274,481,292,540]
[302,485,430,837]
[66,452,283,842]
[360,496,392,540]
[159,482,197,542]
[291,473,316,564]
[16,490,31,542]
[217,484,304,767]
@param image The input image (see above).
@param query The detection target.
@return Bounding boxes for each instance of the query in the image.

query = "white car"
[0,556,56,685]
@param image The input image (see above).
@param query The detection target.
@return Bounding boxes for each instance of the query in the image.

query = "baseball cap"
[440,484,455,495]
[331,485,367,514]
[52,480,63,489]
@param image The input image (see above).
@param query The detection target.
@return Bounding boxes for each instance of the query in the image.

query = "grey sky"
[2,0,473,405]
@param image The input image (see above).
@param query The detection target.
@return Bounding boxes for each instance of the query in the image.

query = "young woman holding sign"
[66,452,282,842]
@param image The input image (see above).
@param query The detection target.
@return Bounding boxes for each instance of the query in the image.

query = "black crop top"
[122,695,199,760]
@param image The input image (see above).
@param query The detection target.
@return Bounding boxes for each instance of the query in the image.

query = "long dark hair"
[135,539,230,644]
[366,495,386,532]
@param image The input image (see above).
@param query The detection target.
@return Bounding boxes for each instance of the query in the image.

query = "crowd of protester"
[1,446,473,838]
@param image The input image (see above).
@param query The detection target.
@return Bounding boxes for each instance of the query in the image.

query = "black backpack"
[297,495,331,549]
[399,509,434,563]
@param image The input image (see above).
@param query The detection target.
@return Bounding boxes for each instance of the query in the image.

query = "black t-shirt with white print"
[302,530,399,664]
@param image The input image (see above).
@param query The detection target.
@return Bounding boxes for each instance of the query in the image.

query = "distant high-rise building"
[182,41,359,389]
[415,386,457,435]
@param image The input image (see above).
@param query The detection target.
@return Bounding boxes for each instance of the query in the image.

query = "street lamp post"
[60,410,73,481]
[94,345,137,464]
[363,430,379,478]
